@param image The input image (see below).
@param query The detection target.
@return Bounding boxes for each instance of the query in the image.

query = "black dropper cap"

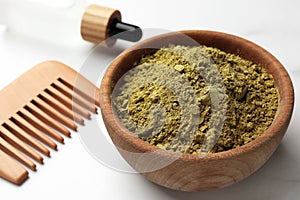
[109,19,143,42]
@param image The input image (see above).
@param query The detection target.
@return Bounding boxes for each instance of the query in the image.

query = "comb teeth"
[0,76,99,185]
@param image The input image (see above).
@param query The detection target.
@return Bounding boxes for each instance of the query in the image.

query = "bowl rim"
[99,30,294,162]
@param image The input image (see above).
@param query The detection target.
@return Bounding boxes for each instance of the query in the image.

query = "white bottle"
[0,0,142,46]
[0,0,90,45]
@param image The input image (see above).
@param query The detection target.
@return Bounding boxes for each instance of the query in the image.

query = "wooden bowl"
[99,30,294,191]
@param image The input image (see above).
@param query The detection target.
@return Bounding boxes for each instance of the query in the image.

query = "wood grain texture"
[0,61,100,185]
[99,30,294,191]
[80,4,121,44]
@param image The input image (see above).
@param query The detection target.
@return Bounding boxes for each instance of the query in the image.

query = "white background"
[0,0,299,199]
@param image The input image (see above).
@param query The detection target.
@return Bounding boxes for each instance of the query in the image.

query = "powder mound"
[112,45,279,154]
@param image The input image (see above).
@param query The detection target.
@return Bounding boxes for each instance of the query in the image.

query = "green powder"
[112,45,279,154]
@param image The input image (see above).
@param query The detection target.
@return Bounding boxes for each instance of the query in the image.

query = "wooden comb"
[0,61,100,185]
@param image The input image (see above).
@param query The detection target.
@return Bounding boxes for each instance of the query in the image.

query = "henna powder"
[112,45,279,154]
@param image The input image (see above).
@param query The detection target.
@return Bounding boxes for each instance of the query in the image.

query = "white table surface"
[0,0,299,199]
